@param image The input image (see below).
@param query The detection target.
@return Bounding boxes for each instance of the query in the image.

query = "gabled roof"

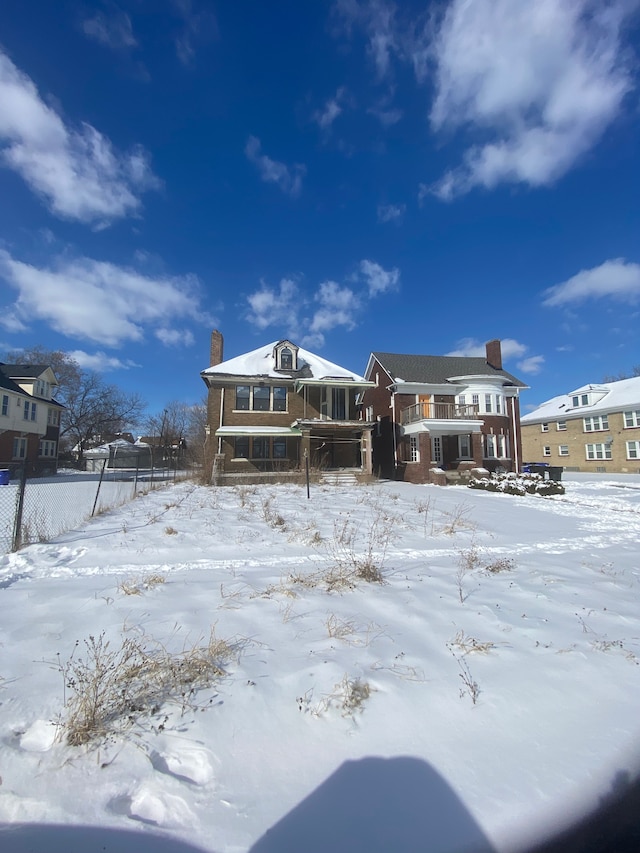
[0,370,27,397]
[521,376,640,423]
[202,341,368,383]
[0,363,51,379]
[369,352,526,388]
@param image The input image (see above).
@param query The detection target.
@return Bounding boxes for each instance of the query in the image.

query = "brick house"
[200,332,375,484]
[0,364,64,476]
[521,376,640,474]
[361,340,527,484]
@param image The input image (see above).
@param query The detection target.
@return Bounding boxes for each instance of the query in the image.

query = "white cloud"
[172,0,219,66]
[245,278,301,334]
[377,203,405,223]
[446,337,529,360]
[542,258,640,307]
[359,259,400,296]
[67,350,139,371]
[313,87,349,131]
[81,8,137,50]
[245,136,306,197]
[0,309,27,333]
[517,355,545,374]
[155,328,195,347]
[0,49,160,225]
[428,0,635,199]
[333,0,398,79]
[310,281,360,333]
[0,249,212,347]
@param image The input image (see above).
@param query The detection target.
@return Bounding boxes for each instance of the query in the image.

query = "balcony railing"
[401,402,480,425]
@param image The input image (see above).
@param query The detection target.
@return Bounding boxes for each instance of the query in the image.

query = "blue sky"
[1,0,639,415]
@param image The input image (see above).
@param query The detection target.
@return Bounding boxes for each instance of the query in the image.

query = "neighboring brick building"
[0,364,64,476]
[200,332,374,484]
[521,376,640,474]
[361,340,527,484]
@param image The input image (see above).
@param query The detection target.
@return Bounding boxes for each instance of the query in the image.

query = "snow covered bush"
[468,471,565,497]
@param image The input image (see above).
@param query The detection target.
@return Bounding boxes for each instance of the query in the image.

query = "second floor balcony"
[401,401,480,426]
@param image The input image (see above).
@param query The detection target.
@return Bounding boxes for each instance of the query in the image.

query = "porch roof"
[216,426,302,437]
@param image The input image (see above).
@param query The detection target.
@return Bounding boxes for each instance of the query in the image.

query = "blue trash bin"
[0,469,10,485]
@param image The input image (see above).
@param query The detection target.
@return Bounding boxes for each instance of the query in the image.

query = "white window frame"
[1,394,8,416]
[458,434,471,458]
[484,434,497,458]
[543,446,551,457]
[586,443,612,460]
[541,422,549,432]
[47,408,60,426]
[626,440,640,460]
[484,394,492,413]
[495,395,502,414]
[431,436,442,464]
[13,437,27,459]
[623,410,640,428]
[583,415,609,432]
[557,420,567,431]
[558,445,569,457]
[408,435,419,463]
[572,393,590,407]
[39,439,57,458]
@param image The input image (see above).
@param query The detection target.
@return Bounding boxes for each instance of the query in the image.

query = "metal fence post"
[91,459,107,516]
[11,461,28,551]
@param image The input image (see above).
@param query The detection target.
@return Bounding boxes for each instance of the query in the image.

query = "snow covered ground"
[0,474,639,853]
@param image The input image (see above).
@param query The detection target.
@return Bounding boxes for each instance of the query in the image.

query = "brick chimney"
[210,330,224,367]
[485,339,502,370]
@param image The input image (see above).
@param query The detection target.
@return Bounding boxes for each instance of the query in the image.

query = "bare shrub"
[440,501,474,535]
[298,675,372,718]
[415,496,434,536]
[325,614,357,641]
[454,541,481,603]
[57,627,236,746]
[484,557,515,573]
[261,497,287,530]
[322,508,395,588]
[118,574,166,595]
[456,655,480,705]
[449,630,495,655]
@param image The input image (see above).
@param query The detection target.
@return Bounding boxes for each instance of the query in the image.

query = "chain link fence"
[0,458,192,555]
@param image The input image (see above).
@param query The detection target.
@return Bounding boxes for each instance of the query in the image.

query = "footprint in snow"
[150,746,216,786]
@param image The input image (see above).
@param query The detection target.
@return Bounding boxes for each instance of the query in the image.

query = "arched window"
[280,347,293,370]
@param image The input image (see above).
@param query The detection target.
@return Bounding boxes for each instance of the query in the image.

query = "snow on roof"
[201,341,367,382]
[521,376,640,423]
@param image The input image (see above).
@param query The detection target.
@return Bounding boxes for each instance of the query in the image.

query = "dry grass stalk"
[119,574,166,596]
[449,630,495,655]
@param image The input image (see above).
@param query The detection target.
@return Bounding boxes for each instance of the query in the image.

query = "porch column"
[361,427,373,475]
[301,429,312,469]
[471,433,484,467]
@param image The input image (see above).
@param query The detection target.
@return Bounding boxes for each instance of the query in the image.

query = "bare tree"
[5,347,145,464]
[602,366,640,382]
[144,399,208,471]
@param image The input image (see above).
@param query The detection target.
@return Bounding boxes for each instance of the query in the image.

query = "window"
[39,440,57,458]
[543,446,551,457]
[23,401,36,421]
[541,423,549,432]
[332,387,346,420]
[431,436,442,464]
[279,347,293,370]
[484,394,492,413]
[34,379,50,398]
[275,342,297,371]
[47,408,60,426]
[1,394,8,416]
[235,385,288,412]
[496,434,507,458]
[253,386,270,411]
[458,434,471,458]
[234,437,249,459]
[559,445,569,456]
[495,395,502,414]
[626,441,640,460]
[583,415,609,432]
[365,405,373,421]
[557,420,567,431]
[586,443,612,460]
[252,438,269,459]
[471,394,479,406]
[484,434,497,458]
[408,435,419,462]
[458,394,466,406]
[623,410,640,428]
[234,436,288,460]
[13,437,27,459]
[572,393,590,407]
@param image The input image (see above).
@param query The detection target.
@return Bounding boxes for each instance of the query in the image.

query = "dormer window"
[274,341,298,372]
